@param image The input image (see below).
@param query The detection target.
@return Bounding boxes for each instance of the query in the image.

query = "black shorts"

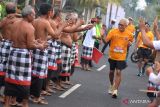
[0,76,5,87]
[137,47,152,59]
[4,82,30,99]
[108,58,127,71]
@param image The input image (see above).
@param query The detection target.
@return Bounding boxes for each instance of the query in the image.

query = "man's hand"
[77,19,84,25]
[84,24,93,30]
[146,67,153,76]
[153,16,158,31]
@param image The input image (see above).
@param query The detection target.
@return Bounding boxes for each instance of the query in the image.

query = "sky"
[136,0,147,10]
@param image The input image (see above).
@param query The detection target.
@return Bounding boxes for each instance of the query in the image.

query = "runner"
[135,22,154,76]
[139,17,160,107]
[103,18,133,98]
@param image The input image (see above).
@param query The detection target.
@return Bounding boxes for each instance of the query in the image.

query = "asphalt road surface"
[0,45,150,107]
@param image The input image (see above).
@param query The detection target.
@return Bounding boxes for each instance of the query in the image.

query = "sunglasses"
[118,23,125,27]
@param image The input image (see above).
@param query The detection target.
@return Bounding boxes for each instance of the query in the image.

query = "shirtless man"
[60,13,85,85]
[0,2,20,103]
[47,11,87,89]
[46,9,68,93]
[4,5,45,107]
[30,3,67,104]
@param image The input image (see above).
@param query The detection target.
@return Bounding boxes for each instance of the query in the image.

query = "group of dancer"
[0,1,160,107]
[0,2,93,107]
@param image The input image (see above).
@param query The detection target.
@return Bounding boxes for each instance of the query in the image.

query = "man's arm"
[139,18,154,49]
[49,20,67,37]
[102,29,113,44]
[45,21,59,39]
[153,17,160,40]
[26,27,44,50]
[63,19,84,33]
[135,33,140,50]
[74,24,93,32]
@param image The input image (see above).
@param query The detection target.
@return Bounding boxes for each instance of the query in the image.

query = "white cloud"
[136,0,147,11]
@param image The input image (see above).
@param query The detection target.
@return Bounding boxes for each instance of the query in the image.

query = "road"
[0,45,150,107]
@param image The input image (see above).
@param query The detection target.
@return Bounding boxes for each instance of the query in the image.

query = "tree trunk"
[25,0,30,6]
[86,8,91,23]
[32,0,36,6]
[10,0,17,3]
[51,0,54,6]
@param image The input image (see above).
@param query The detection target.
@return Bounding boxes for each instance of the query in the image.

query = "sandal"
[0,96,4,103]
[16,102,23,107]
[41,91,52,96]
[55,86,65,91]
[31,98,48,105]
[86,68,91,71]
[37,99,48,105]
[62,81,73,85]
[47,88,56,93]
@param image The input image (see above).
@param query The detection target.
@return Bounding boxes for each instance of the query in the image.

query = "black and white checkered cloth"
[81,45,93,60]
[47,40,57,70]
[5,48,32,85]
[147,81,157,90]
[32,49,48,78]
[61,44,71,76]
[0,39,12,74]
[55,40,62,60]
[70,42,76,65]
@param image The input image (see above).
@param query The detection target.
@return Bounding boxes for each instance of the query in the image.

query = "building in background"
[105,3,125,29]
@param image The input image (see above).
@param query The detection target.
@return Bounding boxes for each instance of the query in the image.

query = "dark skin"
[1,14,21,41]
[11,11,44,49]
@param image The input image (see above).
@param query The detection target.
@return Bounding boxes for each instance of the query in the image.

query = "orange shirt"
[126,24,135,34]
[137,31,154,48]
[106,28,133,61]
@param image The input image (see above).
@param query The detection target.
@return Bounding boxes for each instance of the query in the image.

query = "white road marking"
[97,65,106,71]
[59,84,81,98]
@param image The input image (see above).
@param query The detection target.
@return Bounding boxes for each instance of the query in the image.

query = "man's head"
[118,18,128,32]
[145,22,150,32]
[6,2,16,14]
[111,19,116,25]
[90,18,97,24]
[22,5,35,22]
[96,16,102,24]
[128,17,133,25]
[53,9,61,21]
[39,3,53,17]
[65,12,78,24]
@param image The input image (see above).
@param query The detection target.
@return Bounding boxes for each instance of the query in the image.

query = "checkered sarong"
[32,49,48,79]
[55,41,62,60]
[70,42,76,65]
[81,45,93,60]
[0,39,12,76]
[148,81,160,97]
[5,48,31,86]
[60,44,71,76]
[47,40,57,70]
[147,81,157,91]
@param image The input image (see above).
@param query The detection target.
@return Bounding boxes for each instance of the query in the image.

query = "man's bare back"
[33,17,49,41]
[12,19,36,49]
[1,14,21,40]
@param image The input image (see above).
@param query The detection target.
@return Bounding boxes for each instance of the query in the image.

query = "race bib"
[113,46,124,53]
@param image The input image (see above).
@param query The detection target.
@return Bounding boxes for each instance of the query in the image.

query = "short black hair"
[39,3,52,15]
[6,5,16,14]
[145,22,150,27]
